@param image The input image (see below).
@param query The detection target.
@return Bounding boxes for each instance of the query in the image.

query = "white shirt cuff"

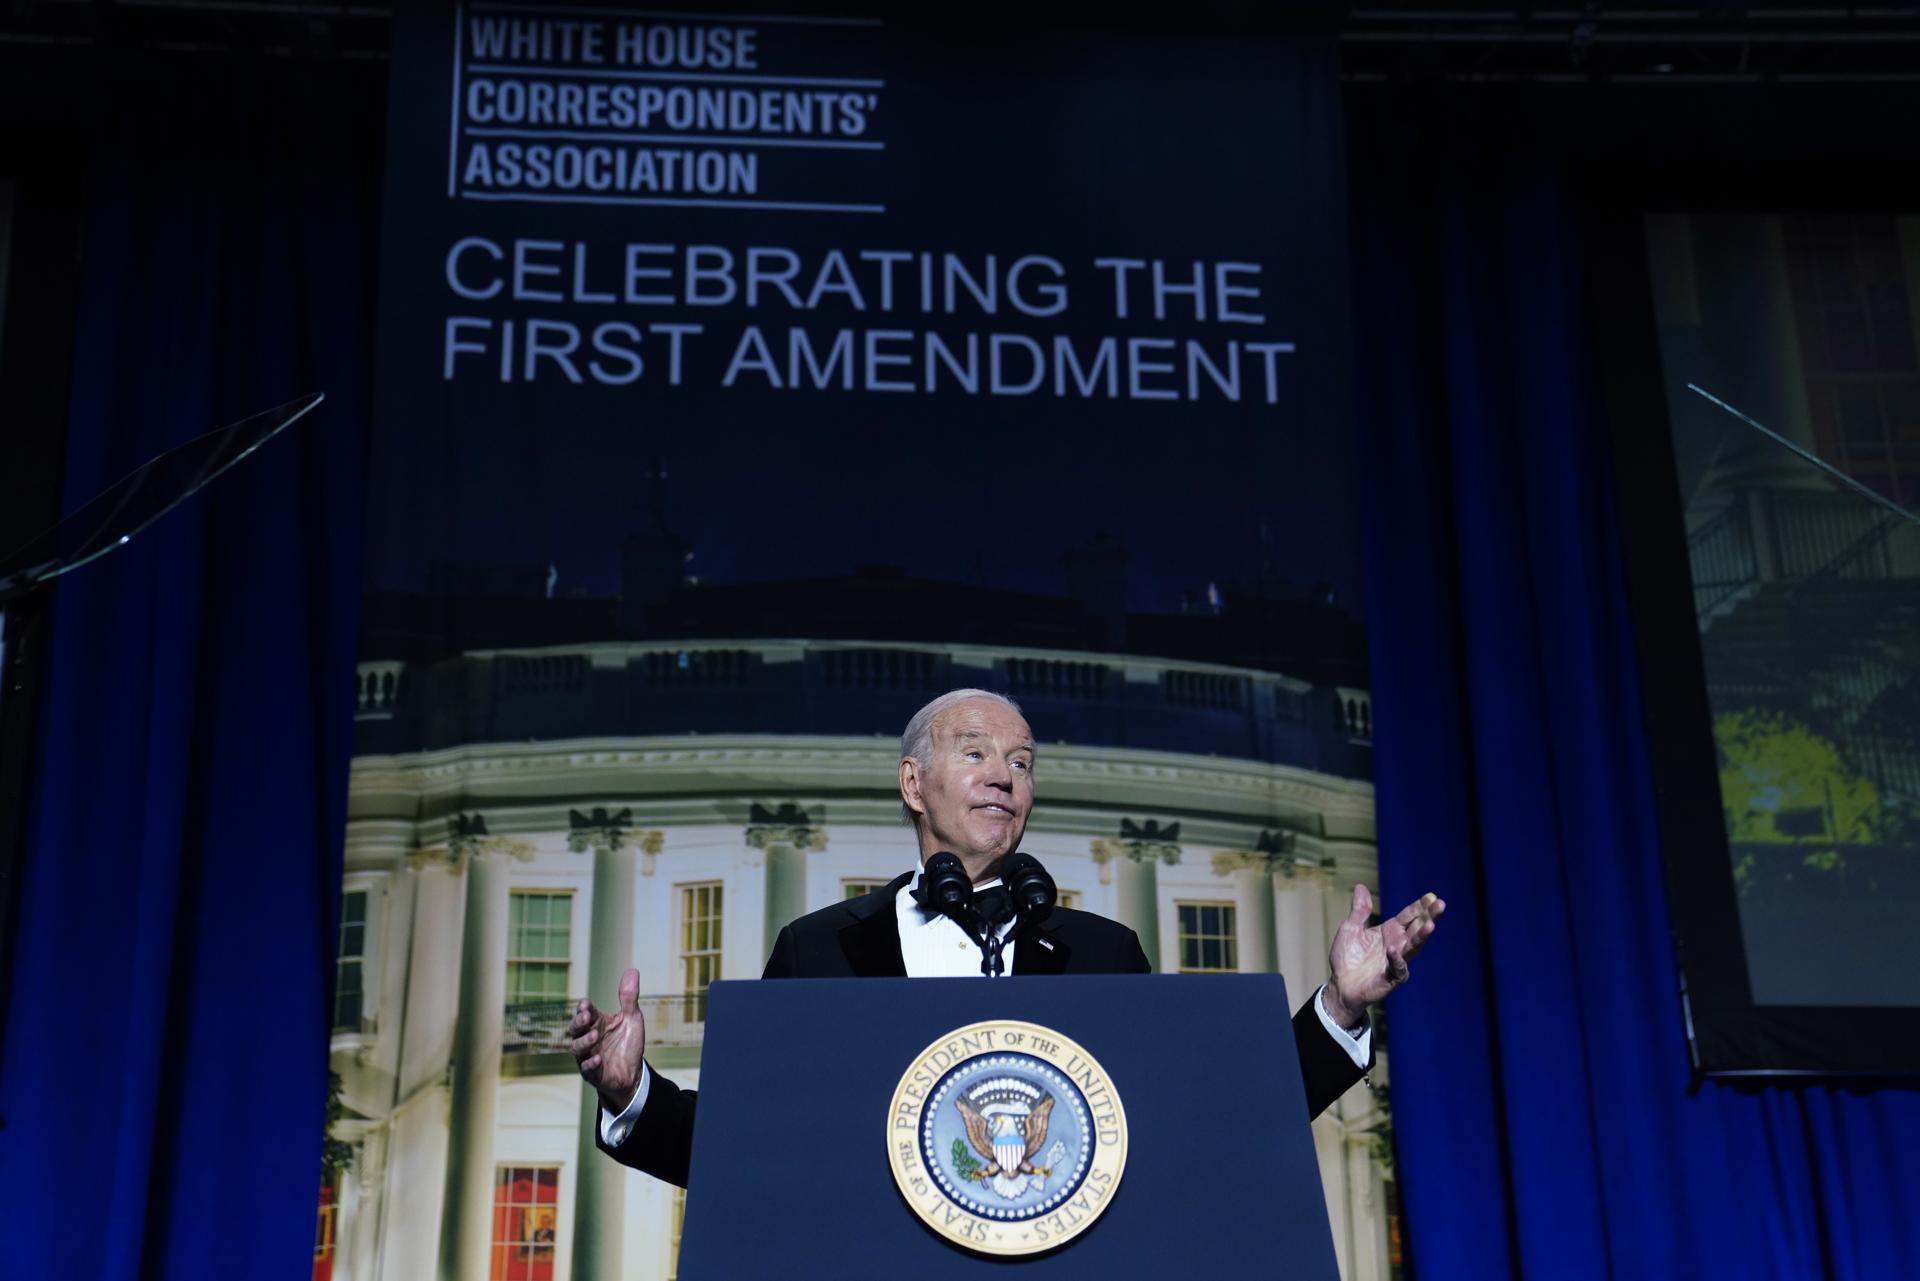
[598,1061,652,1147]
[1314,984,1373,1071]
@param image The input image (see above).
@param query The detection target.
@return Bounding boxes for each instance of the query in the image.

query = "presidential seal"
[885,1020,1127,1256]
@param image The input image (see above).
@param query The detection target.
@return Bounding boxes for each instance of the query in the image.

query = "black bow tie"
[972,885,1014,929]
[909,882,1013,928]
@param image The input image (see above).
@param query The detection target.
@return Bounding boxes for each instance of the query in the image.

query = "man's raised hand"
[1324,884,1445,1029]
[570,967,647,1114]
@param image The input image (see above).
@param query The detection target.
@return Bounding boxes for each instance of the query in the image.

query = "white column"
[762,840,806,959]
[384,1090,454,1281]
[340,1125,387,1281]
[438,851,510,1281]
[1111,857,1161,971]
[571,843,638,1281]
[397,860,465,1105]
[372,868,418,1096]
[1342,1121,1392,1281]
[335,1160,361,1281]
[1234,866,1278,973]
[1271,873,1330,1015]
[1275,871,1350,1273]
[375,858,465,1281]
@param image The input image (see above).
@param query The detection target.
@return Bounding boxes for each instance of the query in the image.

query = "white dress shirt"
[894,873,1022,976]
[601,871,1372,1146]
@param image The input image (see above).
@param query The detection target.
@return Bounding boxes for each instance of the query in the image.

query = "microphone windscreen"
[1003,852,1056,921]
[918,852,973,913]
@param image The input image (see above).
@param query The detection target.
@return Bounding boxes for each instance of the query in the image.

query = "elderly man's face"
[900,699,1035,879]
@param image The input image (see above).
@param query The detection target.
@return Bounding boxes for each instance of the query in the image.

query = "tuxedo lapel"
[1011,919,1072,976]
[837,871,911,977]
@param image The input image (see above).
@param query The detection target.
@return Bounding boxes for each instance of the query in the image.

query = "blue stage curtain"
[0,59,377,1278]
[1354,103,1920,1280]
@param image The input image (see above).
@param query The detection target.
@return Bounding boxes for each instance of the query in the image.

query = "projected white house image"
[320,639,1394,1281]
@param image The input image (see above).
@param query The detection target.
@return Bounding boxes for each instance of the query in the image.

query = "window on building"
[843,879,890,900]
[667,1185,687,1280]
[1783,216,1920,506]
[490,1166,559,1281]
[333,890,367,1032]
[1176,902,1238,973]
[680,883,724,1021]
[507,891,573,1008]
[313,1175,339,1281]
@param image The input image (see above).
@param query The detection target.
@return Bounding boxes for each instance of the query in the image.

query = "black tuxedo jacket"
[599,871,1369,1187]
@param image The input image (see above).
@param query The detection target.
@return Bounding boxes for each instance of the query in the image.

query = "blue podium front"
[675,974,1342,1278]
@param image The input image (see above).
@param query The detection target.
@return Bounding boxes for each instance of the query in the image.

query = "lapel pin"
[1039,939,1055,951]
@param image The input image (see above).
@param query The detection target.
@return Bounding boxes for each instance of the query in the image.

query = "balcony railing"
[1689,490,1920,629]
[355,660,404,720]
[502,994,710,1056]
[1688,498,1759,624]
[824,646,938,690]
[1333,686,1373,745]
[355,637,1373,773]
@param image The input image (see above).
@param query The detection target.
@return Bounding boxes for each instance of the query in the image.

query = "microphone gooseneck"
[971,885,1015,977]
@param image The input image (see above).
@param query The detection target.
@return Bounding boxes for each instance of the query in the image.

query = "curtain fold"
[0,57,378,1279]
[1354,94,1920,1281]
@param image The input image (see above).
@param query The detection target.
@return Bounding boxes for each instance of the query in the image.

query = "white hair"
[899,687,1025,827]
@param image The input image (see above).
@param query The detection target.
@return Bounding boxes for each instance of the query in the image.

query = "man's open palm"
[1326,884,1445,1026]
[571,967,647,1113]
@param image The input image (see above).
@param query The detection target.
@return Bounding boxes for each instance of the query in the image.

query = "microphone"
[914,852,1018,976]
[915,852,1055,976]
[1002,852,1057,925]
[916,852,974,916]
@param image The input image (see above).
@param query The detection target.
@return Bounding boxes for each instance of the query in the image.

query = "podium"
[676,974,1342,1278]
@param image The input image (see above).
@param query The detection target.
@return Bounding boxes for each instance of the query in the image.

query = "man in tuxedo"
[571,688,1444,1188]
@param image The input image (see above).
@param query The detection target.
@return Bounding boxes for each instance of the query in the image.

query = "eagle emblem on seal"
[953,1077,1060,1200]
